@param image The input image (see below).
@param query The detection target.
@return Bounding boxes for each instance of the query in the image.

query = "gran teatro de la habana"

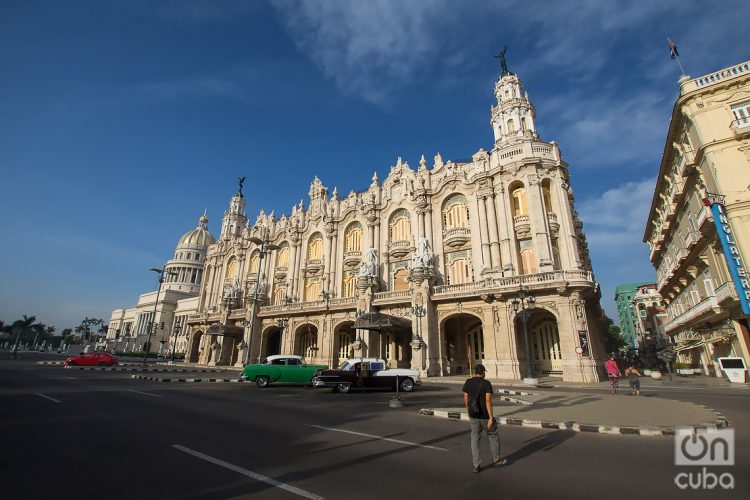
[111,63,608,383]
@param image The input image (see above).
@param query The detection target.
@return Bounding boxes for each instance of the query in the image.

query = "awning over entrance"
[205,322,244,338]
[354,311,411,332]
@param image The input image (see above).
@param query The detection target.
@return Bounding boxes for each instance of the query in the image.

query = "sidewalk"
[419,384,731,436]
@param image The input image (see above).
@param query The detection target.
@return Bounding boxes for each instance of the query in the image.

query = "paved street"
[1,353,747,499]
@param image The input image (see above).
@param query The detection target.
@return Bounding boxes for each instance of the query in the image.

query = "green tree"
[602,316,627,354]
[8,315,41,357]
[75,317,104,347]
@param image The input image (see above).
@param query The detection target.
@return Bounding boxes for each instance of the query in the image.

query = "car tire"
[68,361,76,366]
[98,362,106,366]
[255,376,270,388]
[336,383,351,394]
[399,378,415,393]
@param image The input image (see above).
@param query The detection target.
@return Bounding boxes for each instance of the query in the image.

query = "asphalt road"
[1,353,747,500]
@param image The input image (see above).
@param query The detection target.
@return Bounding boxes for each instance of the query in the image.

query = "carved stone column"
[476,195,492,271]
[485,195,502,269]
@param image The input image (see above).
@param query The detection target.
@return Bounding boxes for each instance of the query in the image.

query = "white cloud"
[271,0,453,105]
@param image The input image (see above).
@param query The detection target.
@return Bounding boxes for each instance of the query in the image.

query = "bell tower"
[490,49,538,147]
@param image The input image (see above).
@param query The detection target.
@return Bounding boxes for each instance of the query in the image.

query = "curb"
[131,375,244,383]
[418,408,730,437]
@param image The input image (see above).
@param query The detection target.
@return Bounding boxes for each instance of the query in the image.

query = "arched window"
[275,243,289,268]
[272,285,286,305]
[442,195,470,230]
[225,258,238,280]
[518,239,537,274]
[542,179,554,214]
[393,268,409,291]
[307,233,323,260]
[389,209,411,242]
[447,258,472,285]
[304,277,321,302]
[342,270,357,298]
[249,251,260,274]
[507,119,516,135]
[511,185,527,216]
[344,223,362,253]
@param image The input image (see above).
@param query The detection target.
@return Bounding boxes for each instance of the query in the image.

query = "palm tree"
[11,315,39,358]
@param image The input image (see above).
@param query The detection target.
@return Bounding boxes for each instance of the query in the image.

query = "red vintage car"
[64,351,118,367]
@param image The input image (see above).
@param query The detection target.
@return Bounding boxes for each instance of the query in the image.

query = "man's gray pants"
[469,417,501,467]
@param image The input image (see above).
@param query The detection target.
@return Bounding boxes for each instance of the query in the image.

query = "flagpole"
[667,37,686,76]
[674,54,686,77]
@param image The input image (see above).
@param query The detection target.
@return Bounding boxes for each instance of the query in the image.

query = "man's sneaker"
[492,458,509,467]
[473,465,480,473]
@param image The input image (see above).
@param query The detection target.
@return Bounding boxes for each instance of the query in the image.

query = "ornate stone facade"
[185,65,607,382]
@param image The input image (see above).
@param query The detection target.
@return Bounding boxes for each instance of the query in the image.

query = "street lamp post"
[511,288,537,383]
[410,303,426,371]
[142,267,177,367]
[244,228,280,365]
[170,323,181,364]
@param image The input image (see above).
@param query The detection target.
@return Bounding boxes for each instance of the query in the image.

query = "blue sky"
[1,0,748,331]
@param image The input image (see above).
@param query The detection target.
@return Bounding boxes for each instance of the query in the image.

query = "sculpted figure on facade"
[411,237,434,269]
[359,248,379,277]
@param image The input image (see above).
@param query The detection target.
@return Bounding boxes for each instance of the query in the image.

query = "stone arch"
[388,208,411,242]
[294,322,319,362]
[332,320,356,367]
[440,312,484,376]
[260,324,283,358]
[441,194,470,230]
[343,222,363,253]
[187,330,203,363]
[514,309,562,379]
[275,242,290,269]
[307,232,323,260]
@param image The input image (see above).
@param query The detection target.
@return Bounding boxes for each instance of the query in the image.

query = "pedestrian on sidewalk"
[625,364,641,396]
[605,355,621,394]
[462,364,507,473]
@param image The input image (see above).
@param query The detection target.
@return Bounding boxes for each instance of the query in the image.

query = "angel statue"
[358,248,379,277]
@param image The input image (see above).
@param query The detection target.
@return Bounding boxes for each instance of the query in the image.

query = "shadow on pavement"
[505,430,576,464]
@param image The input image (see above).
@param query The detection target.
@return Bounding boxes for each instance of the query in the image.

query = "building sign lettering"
[705,196,750,314]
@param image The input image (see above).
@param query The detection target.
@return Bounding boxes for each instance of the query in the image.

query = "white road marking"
[126,389,163,398]
[34,393,61,403]
[62,376,76,380]
[172,445,324,500]
[306,424,448,451]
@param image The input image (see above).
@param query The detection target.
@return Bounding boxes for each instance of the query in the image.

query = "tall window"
[542,179,554,213]
[225,258,238,279]
[345,223,362,253]
[248,252,259,274]
[447,258,472,285]
[732,100,750,127]
[511,186,527,216]
[393,268,409,291]
[272,285,286,305]
[338,332,353,359]
[275,243,289,268]
[343,270,357,298]
[551,238,562,271]
[518,239,537,274]
[442,195,470,230]
[507,119,516,135]
[308,234,323,260]
[304,277,321,302]
[389,209,411,241]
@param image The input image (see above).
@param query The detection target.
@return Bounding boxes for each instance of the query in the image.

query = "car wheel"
[400,378,415,393]
[98,362,106,366]
[255,376,270,388]
[68,361,76,366]
[336,383,351,394]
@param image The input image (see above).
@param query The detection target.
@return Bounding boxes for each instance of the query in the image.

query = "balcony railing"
[715,281,738,304]
[663,295,717,334]
[373,290,411,302]
[432,270,594,297]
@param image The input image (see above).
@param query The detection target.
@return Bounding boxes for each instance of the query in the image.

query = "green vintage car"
[241,354,328,388]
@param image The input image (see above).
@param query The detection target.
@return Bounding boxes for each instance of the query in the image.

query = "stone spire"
[220,186,248,239]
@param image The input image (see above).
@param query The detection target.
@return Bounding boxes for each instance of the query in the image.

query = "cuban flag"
[667,38,679,59]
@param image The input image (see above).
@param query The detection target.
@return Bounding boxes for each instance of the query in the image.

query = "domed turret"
[163,214,216,294]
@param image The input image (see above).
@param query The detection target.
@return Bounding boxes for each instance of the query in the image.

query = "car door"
[81,353,95,366]
[285,358,307,383]
[368,362,391,388]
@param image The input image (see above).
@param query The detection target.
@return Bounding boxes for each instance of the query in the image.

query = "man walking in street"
[462,364,507,473]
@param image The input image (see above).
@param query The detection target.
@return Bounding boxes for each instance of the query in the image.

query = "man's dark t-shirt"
[462,377,493,419]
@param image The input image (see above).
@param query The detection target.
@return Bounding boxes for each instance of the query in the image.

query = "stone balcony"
[546,212,559,232]
[343,251,362,268]
[373,289,411,306]
[663,295,718,334]
[513,214,530,237]
[731,118,750,139]
[432,270,594,301]
[389,240,411,259]
[442,227,471,248]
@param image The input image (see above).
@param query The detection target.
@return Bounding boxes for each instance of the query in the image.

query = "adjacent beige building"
[644,60,750,377]
[183,64,608,382]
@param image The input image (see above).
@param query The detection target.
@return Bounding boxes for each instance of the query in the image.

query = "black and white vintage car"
[312,358,422,394]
